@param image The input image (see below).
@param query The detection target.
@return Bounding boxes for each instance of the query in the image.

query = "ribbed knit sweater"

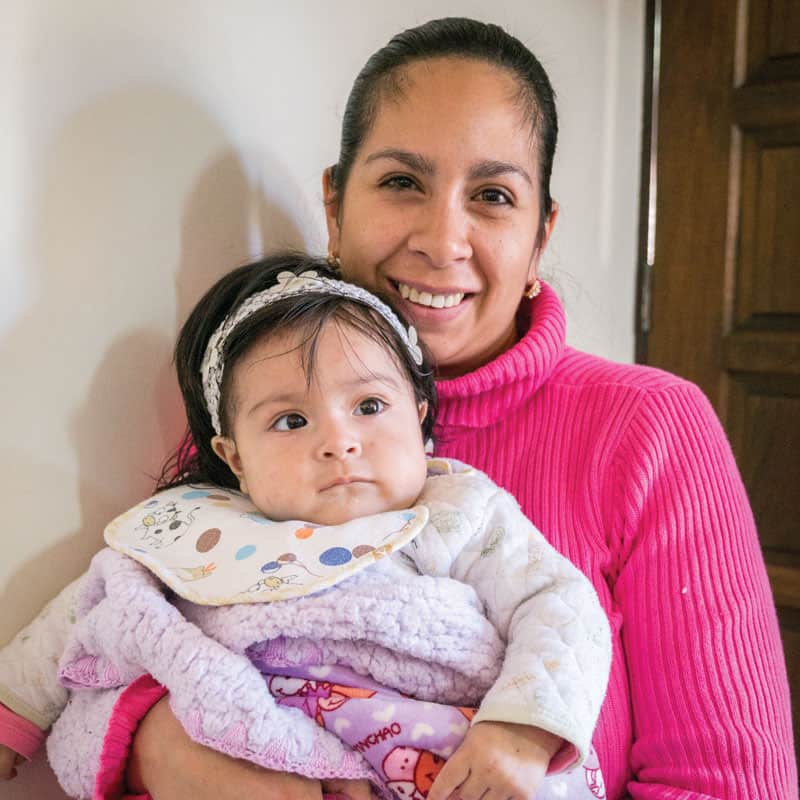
[91,284,796,799]
[431,284,796,798]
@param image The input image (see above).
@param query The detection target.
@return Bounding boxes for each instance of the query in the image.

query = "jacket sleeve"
[611,383,796,798]
[0,575,85,732]
[414,472,612,769]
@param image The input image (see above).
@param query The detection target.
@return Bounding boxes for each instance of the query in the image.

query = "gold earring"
[524,278,541,299]
[326,252,341,273]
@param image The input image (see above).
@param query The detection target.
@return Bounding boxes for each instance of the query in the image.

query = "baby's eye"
[354,398,386,416]
[477,187,512,205]
[272,413,307,431]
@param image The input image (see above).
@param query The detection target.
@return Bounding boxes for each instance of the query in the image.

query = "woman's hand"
[0,744,23,780]
[427,721,561,800]
[128,696,323,799]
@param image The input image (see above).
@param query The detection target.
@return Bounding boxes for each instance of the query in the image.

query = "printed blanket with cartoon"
[48,460,611,799]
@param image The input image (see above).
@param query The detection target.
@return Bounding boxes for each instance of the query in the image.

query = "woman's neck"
[434,324,520,380]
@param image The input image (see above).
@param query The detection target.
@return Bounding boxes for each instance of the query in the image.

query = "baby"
[0,253,611,800]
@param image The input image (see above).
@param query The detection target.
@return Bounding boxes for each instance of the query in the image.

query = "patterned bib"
[104,484,428,605]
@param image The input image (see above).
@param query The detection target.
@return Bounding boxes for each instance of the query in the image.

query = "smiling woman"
[1,12,795,800]
[324,57,556,378]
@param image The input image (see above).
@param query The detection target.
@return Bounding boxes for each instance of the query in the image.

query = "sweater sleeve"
[45,675,163,800]
[610,383,796,798]
[0,575,84,731]
[0,702,44,760]
[416,476,612,769]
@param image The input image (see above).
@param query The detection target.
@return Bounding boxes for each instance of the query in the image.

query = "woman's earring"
[523,278,541,299]
[327,252,341,273]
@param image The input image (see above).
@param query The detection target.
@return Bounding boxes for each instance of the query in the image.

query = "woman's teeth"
[397,282,465,308]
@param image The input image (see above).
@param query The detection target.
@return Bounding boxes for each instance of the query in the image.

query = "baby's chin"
[254,476,427,527]
[273,496,416,528]
[305,500,392,527]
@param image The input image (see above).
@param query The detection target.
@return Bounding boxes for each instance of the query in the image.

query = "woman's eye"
[355,398,385,416]
[477,187,512,205]
[382,175,418,191]
[272,413,307,431]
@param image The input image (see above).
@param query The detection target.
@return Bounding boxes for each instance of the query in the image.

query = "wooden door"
[639,0,800,759]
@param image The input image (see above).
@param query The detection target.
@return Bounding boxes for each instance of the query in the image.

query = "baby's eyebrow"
[245,392,302,418]
[245,372,405,418]
[342,372,405,392]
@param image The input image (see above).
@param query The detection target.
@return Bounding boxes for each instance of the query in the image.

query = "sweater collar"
[434,282,566,429]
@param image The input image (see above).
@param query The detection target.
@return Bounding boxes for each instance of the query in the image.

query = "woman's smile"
[388,277,475,324]
[395,280,467,309]
[326,57,556,377]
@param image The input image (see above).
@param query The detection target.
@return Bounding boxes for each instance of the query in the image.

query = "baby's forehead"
[307,322,411,391]
[250,316,413,391]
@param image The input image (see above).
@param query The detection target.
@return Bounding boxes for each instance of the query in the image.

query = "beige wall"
[2,1,643,795]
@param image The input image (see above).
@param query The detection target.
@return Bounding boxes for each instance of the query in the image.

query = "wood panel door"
[639,0,800,759]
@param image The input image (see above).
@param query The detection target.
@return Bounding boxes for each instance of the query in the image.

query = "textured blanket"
[58,548,505,792]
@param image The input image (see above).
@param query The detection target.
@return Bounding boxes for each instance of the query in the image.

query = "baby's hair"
[158,251,437,492]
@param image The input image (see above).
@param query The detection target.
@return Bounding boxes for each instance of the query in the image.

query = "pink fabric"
[94,674,165,800]
[97,284,796,799]
[433,285,796,798]
[0,702,44,760]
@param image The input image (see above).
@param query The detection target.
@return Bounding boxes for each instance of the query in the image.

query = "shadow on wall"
[1,86,303,798]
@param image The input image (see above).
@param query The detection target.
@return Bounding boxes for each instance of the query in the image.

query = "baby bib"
[104,484,428,605]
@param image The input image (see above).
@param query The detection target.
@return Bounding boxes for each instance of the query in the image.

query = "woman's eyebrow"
[364,148,435,175]
[363,150,531,186]
[468,160,532,186]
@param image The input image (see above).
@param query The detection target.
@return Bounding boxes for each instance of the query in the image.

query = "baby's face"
[212,321,429,527]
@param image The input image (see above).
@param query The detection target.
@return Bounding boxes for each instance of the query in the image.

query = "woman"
[10,17,798,800]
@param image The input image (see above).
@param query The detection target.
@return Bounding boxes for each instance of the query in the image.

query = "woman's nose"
[407,195,472,268]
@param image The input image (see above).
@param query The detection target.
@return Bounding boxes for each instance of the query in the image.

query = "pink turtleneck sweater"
[94,284,796,799]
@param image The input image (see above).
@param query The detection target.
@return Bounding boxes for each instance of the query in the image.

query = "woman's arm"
[612,383,796,798]
[128,693,325,800]
[48,675,326,800]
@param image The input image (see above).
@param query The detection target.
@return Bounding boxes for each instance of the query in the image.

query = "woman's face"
[325,57,557,378]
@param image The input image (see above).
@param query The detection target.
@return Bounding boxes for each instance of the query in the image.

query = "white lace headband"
[200,270,424,435]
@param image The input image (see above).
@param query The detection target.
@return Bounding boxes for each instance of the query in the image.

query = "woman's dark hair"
[158,251,437,491]
[330,17,558,243]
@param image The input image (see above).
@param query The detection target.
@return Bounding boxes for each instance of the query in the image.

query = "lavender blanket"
[58,548,505,791]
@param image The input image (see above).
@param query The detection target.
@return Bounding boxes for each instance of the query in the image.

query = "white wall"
[2,1,643,795]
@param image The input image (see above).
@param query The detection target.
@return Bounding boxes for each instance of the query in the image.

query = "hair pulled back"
[159,252,437,492]
[330,17,558,240]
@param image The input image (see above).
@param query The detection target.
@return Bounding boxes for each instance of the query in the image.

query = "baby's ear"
[211,436,248,493]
